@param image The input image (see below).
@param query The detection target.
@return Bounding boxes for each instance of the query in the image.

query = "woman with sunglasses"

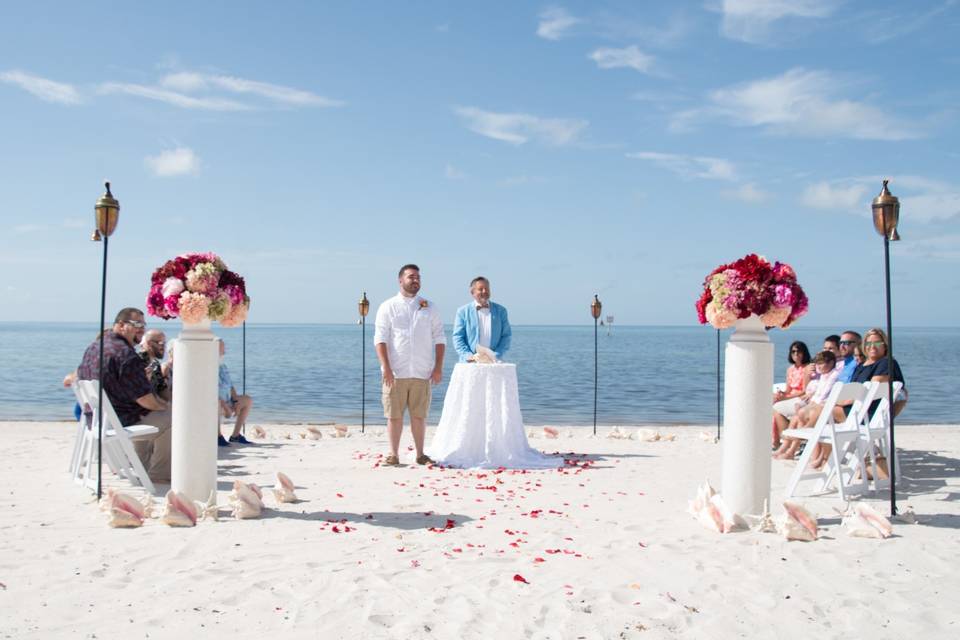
[771,341,812,448]
[850,327,908,417]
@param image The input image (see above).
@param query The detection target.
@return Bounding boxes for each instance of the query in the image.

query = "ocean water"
[1,322,957,425]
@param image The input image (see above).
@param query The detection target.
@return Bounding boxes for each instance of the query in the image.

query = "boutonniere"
[419,299,429,309]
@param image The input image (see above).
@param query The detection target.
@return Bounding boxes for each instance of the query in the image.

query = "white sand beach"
[2,421,958,639]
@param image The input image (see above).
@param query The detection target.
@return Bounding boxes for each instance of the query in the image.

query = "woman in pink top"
[772,341,812,447]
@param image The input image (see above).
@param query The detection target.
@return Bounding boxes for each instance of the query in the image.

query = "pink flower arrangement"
[696,254,807,330]
[147,253,250,327]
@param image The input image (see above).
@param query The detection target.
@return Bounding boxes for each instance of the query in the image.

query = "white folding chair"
[783,382,871,500]
[68,383,88,474]
[860,381,904,492]
[71,381,127,491]
[75,380,159,495]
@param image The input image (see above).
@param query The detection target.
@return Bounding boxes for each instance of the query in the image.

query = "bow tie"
[476,303,489,310]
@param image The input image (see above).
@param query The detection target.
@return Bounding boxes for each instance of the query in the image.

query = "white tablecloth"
[427,363,560,469]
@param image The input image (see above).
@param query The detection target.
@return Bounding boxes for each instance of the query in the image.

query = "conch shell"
[778,501,818,541]
[272,471,298,504]
[103,489,152,528]
[333,424,349,438]
[845,502,893,539]
[698,494,745,533]
[543,426,559,439]
[302,426,323,440]
[607,426,633,440]
[162,490,199,527]
[252,425,267,439]
[637,428,661,442]
[687,480,717,517]
[230,480,264,519]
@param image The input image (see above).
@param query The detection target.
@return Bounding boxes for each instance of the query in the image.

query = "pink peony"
[220,302,248,327]
[164,295,181,316]
[223,284,245,306]
[146,284,167,318]
[761,306,791,328]
[178,292,210,324]
[706,303,737,329]
[772,283,794,307]
[161,277,185,298]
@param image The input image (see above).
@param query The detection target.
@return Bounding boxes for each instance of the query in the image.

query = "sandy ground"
[1,421,958,640]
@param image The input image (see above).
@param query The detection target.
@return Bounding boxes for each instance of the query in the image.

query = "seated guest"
[854,342,866,365]
[849,327,908,417]
[217,340,254,446]
[772,341,812,447]
[76,307,171,483]
[138,329,171,400]
[836,331,861,383]
[63,370,82,421]
[773,350,840,462]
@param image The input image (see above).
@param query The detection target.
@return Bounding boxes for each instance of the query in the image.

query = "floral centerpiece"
[695,253,807,330]
[147,252,249,327]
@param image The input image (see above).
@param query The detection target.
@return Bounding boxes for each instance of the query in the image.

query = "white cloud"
[724,183,770,203]
[718,0,838,43]
[500,175,547,187]
[12,224,47,233]
[626,151,737,181]
[537,7,580,40]
[0,70,81,105]
[99,82,251,111]
[145,147,201,177]
[444,164,465,180]
[588,46,654,73]
[455,106,587,146]
[160,72,344,107]
[802,176,960,223]
[895,234,960,262]
[802,181,869,211]
[673,68,921,140]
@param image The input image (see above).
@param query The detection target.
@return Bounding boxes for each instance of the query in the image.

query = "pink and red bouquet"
[147,252,250,327]
[695,254,807,330]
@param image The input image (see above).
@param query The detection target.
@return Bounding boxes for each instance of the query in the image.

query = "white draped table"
[427,363,560,469]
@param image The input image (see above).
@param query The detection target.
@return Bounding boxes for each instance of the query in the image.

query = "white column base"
[721,315,774,516]
[171,319,219,502]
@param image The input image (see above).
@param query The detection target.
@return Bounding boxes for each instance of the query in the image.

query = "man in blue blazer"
[452,276,513,362]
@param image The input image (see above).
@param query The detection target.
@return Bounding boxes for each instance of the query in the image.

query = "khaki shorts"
[382,378,431,419]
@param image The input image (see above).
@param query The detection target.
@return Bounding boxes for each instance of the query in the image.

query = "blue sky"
[1,1,958,327]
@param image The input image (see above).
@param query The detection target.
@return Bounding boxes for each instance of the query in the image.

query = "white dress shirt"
[374,292,446,379]
[477,305,491,349]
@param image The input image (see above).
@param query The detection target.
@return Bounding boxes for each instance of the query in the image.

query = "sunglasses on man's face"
[839,340,857,346]
[125,320,146,328]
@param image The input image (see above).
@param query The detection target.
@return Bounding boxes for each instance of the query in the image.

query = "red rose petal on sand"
[513,574,530,584]
[534,557,545,563]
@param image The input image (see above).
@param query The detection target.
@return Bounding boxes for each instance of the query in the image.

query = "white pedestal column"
[171,318,219,502]
[721,314,774,515]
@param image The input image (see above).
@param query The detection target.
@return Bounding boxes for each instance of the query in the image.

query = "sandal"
[383,454,400,466]
[416,454,434,466]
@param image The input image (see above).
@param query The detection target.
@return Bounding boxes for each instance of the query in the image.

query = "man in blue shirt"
[452,276,512,362]
[837,330,861,383]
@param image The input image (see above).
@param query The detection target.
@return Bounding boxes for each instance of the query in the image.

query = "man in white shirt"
[374,264,446,466]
